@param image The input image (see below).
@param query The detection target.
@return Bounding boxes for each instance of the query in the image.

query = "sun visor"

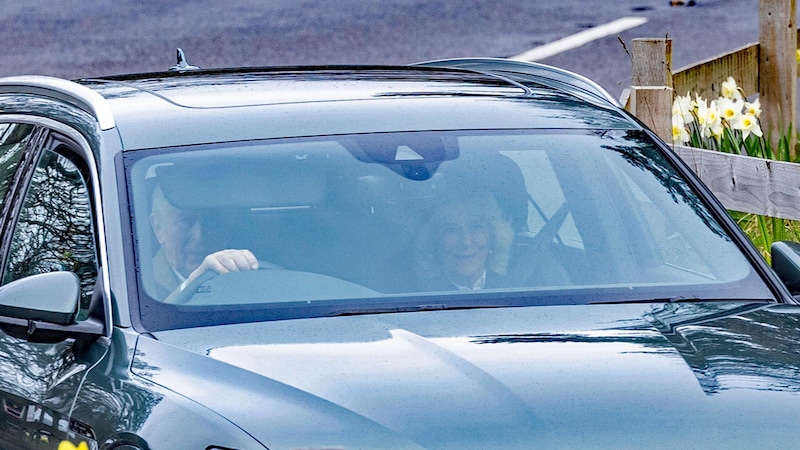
[155,162,326,210]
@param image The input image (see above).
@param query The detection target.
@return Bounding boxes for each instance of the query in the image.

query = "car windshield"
[125,129,774,330]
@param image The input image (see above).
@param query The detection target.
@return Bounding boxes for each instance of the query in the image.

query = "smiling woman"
[414,188,514,291]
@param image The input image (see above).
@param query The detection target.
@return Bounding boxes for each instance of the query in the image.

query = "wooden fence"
[627,39,800,220]
[625,0,800,220]
[627,0,796,153]
[673,145,800,221]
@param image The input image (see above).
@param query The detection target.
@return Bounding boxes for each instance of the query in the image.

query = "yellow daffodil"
[721,76,743,101]
[796,49,800,63]
[733,113,763,139]
[744,98,761,118]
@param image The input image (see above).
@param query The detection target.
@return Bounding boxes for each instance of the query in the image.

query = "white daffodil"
[717,97,742,124]
[672,93,694,124]
[733,113,763,139]
[694,94,709,127]
[744,98,761,118]
[721,76,743,101]
[672,114,691,145]
[705,100,723,139]
[691,93,705,109]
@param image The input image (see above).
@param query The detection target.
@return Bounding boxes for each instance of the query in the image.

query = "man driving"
[149,184,259,299]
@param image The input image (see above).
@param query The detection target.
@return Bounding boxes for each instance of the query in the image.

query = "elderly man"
[149,185,259,299]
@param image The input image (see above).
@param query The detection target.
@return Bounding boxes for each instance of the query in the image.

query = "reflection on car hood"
[139,302,800,449]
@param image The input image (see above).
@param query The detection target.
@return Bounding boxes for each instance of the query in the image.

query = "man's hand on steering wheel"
[183,249,259,288]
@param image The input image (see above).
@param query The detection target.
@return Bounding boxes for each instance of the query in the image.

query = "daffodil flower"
[717,97,742,124]
[691,93,704,109]
[672,114,690,144]
[672,93,694,124]
[733,113,763,139]
[744,98,761,118]
[721,76,743,101]
[671,75,766,150]
[694,94,709,126]
[705,100,723,139]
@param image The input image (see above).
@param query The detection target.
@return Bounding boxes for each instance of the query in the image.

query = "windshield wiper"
[326,302,507,317]
[592,297,773,305]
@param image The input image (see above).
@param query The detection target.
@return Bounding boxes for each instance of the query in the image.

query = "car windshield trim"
[135,283,775,331]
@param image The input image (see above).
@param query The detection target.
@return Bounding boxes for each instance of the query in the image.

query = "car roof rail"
[0,75,116,130]
[412,57,620,107]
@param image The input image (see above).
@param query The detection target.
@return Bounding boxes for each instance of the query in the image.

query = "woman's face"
[436,202,492,286]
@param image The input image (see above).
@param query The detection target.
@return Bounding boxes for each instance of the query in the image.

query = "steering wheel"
[164,260,280,305]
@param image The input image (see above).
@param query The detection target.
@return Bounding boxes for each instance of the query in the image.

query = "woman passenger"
[415,188,514,291]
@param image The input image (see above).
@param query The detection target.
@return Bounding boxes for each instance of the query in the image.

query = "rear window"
[124,129,774,330]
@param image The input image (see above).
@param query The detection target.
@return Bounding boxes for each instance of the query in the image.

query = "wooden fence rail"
[673,145,800,220]
[672,42,761,102]
[672,19,800,104]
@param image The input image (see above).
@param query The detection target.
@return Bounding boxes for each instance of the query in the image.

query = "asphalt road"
[0,0,784,101]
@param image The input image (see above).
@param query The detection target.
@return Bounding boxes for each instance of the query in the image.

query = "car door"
[0,122,103,449]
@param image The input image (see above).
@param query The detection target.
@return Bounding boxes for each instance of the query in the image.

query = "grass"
[731,212,800,262]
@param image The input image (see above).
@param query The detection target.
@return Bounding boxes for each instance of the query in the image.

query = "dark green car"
[1,57,800,449]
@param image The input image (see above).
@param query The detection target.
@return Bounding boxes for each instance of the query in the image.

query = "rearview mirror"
[0,271,80,325]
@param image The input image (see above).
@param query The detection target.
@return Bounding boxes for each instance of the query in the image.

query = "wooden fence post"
[759,0,797,158]
[628,38,673,144]
[632,38,673,87]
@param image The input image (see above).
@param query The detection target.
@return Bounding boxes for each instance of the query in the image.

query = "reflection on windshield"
[604,131,727,239]
[125,130,773,330]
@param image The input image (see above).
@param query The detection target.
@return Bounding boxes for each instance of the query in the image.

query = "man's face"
[151,200,207,278]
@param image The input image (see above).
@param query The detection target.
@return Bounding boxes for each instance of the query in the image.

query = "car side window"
[0,123,35,209]
[2,146,98,315]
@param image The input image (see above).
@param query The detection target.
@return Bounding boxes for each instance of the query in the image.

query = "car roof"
[0,59,639,150]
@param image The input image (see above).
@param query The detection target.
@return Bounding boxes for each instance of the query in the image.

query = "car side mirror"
[0,271,80,325]
[771,241,800,295]
[0,271,107,344]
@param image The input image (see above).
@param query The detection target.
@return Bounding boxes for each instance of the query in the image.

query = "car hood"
[137,302,800,449]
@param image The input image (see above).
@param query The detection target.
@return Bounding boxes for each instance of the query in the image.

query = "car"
[2,53,800,449]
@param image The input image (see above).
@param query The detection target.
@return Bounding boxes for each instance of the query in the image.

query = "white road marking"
[510,16,649,62]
